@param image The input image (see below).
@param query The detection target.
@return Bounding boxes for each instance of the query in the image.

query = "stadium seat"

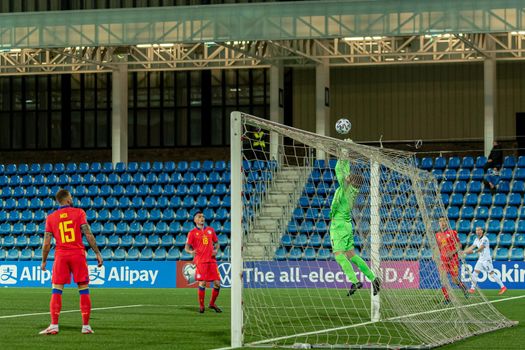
[443,169,456,181]
[486,233,497,246]
[28,234,41,248]
[174,234,187,248]
[288,247,303,261]
[475,156,487,168]
[503,156,516,168]
[180,249,193,261]
[461,156,474,169]
[6,248,19,260]
[19,248,32,260]
[498,233,512,247]
[101,248,113,261]
[448,156,461,169]
[109,248,124,261]
[147,234,161,247]
[479,194,492,207]
[447,206,460,220]
[500,168,513,181]
[126,248,140,260]
[494,248,509,261]
[440,181,453,194]
[390,248,404,260]
[513,233,525,247]
[512,181,525,193]
[218,233,229,248]
[405,248,419,260]
[510,248,524,260]
[303,248,317,261]
[493,194,506,207]
[420,157,433,170]
[274,247,287,261]
[489,207,504,220]
[433,157,446,170]
[420,248,433,260]
[515,168,525,181]
[167,248,181,261]
[153,248,167,261]
[107,235,120,248]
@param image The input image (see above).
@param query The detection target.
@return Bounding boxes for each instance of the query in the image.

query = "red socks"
[210,287,220,306]
[50,290,62,325]
[441,287,450,301]
[198,286,206,308]
[80,293,91,326]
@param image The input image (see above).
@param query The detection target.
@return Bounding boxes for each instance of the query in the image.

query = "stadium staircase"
[244,166,310,260]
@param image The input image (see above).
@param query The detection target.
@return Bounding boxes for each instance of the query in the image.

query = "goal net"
[229,112,516,349]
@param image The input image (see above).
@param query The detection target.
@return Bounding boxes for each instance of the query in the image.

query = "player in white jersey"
[462,226,507,295]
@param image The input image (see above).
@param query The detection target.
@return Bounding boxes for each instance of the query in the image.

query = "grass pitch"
[0,288,523,349]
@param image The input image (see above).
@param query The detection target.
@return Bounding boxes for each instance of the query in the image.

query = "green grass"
[0,288,523,349]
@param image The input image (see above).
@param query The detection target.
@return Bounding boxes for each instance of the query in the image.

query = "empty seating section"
[277,155,525,261]
[0,161,238,261]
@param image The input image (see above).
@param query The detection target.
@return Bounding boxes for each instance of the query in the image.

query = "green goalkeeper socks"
[350,255,376,281]
[335,254,358,284]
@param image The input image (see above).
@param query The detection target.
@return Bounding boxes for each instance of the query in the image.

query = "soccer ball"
[335,118,352,134]
[182,263,197,284]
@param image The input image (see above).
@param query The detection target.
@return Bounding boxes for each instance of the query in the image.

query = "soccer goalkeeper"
[330,158,381,296]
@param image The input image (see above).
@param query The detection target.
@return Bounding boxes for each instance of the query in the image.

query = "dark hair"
[193,211,203,218]
[55,189,71,204]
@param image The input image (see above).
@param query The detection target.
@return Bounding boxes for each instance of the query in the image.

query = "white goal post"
[230,111,516,349]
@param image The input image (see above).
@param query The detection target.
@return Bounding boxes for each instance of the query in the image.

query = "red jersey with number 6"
[186,226,218,264]
[45,206,87,255]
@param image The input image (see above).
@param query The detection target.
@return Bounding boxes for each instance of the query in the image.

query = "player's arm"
[81,224,103,267]
[184,243,194,255]
[463,244,478,255]
[41,232,53,271]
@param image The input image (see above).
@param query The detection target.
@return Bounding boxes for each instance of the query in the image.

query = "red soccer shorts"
[195,262,220,282]
[52,252,89,285]
[441,259,459,278]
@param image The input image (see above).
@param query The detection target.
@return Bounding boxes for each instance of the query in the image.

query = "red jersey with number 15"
[187,226,218,264]
[45,206,87,255]
[435,229,459,262]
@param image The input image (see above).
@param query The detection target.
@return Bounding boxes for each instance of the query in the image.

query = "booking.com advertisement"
[1,260,524,289]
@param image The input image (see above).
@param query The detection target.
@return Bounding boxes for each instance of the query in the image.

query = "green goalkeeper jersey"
[330,159,359,222]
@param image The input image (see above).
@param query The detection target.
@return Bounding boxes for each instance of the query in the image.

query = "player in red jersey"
[39,189,103,335]
[435,217,469,303]
[185,211,222,313]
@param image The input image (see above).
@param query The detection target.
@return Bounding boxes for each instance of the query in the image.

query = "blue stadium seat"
[157,234,172,248]
[501,220,516,233]
[19,248,32,260]
[390,248,404,260]
[457,220,471,234]
[456,169,470,181]
[41,164,52,175]
[433,157,446,170]
[126,247,140,260]
[499,231,514,246]
[447,156,460,169]
[512,180,525,193]
[515,168,525,181]
[161,209,175,221]
[440,181,453,194]
[503,156,516,168]
[302,248,316,261]
[513,233,525,247]
[110,248,125,261]
[134,235,147,248]
[463,193,477,207]
[500,168,513,181]
[475,156,487,168]
[420,248,433,260]
[443,169,456,181]
[479,194,492,207]
[6,248,19,260]
[142,222,156,235]
[180,249,193,261]
[274,247,287,261]
[486,233,497,246]
[15,235,28,248]
[453,181,467,194]
[461,156,474,169]
[287,247,303,261]
[28,234,41,248]
[101,248,113,261]
[0,248,7,259]
[489,207,503,220]
[174,234,187,248]
[293,234,308,247]
[497,181,510,193]
[450,194,464,207]
[95,235,108,248]
[460,207,474,220]
[155,222,168,235]
[420,157,433,170]
[504,206,518,220]
[510,248,524,260]
[166,248,181,261]
[473,219,486,231]
[322,234,331,248]
[447,206,460,220]
[107,235,120,248]
[405,248,419,260]
[494,248,509,261]
[120,234,133,248]
[21,175,32,186]
[153,248,167,261]
[147,234,161,247]
[487,219,501,233]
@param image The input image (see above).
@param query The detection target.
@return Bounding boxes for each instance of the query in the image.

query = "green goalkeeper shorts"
[329,220,354,253]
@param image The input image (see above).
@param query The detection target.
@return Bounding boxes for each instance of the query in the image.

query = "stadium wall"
[293,62,525,143]
[2,261,524,289]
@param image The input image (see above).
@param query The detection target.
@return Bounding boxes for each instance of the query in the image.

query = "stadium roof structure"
[0,0,525,75]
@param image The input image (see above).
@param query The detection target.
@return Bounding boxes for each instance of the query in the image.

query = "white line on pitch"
[239,294,525,348]
[0,304,145,319]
